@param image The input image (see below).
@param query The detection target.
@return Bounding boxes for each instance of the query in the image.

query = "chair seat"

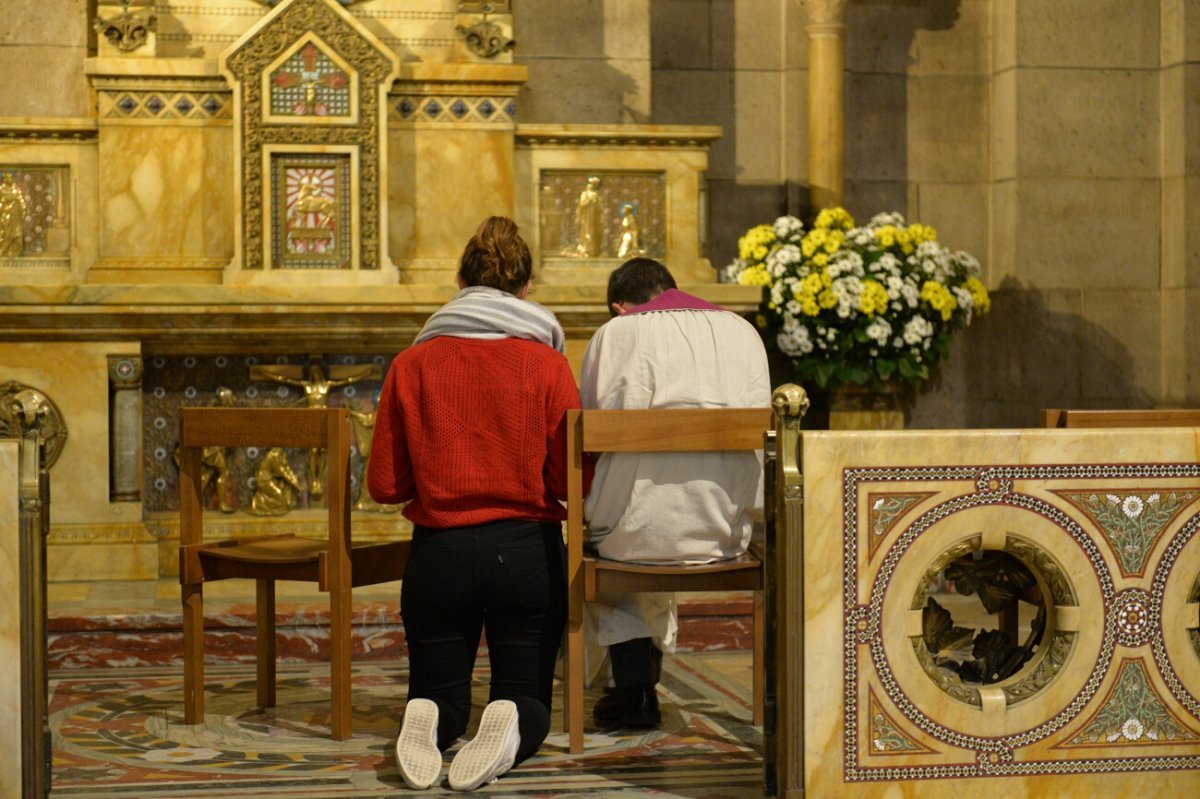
[584,550,763,598]
[200,536,328,564]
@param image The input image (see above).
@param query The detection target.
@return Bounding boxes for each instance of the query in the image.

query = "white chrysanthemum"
[900,282,920,308]
[773,215,805,241]
[847,226,875,247]
[873,252,903,278]
[785,299,801,316]
[868,211,906,228]
[768,243,803,277]
[885,274,904,300]
[777,326,814,356]
[953,286,974,309]
[832,276,863,319]
[903,315,933,346]
[770,285,785,306]
[951,249,982,277]
[866,317,892,345]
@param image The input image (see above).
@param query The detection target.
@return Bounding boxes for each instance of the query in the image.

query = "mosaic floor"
[49,651,763,798]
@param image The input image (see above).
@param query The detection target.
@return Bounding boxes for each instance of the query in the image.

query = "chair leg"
[182,582,205,724]
[256,578,276,710]
[566,615,585,754]
[753,589,764,726]
[329,575,352,741]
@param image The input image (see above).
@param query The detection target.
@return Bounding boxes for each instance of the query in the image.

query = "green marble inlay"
[1070,660,1195,745]
[1061,491,1197,575]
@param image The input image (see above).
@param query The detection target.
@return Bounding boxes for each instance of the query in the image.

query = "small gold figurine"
[0,173,27,257]
[348,397,400,513]
[616,202,644,259]
[573,176,602,258]
[248,447,303,516]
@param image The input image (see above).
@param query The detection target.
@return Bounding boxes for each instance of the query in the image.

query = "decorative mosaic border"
[98,90,233,120]
[389,95,517,125]
[842,463,1200,781]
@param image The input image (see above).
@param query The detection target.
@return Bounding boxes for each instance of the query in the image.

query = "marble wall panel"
[97,124,232,271]
[906,75,988,183]
[0,342,141,525]
[1014,69,1158,179]
[1078,288,1162,404]
[1011,178,1160,290]
[0,443,18,799]
[1013,0,1160,69]
[797,427,1200,796]
[389,126,516,283]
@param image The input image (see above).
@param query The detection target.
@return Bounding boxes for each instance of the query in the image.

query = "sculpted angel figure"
[248,447,303,516]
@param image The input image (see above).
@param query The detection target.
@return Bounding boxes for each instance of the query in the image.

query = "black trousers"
[401,519,566,764]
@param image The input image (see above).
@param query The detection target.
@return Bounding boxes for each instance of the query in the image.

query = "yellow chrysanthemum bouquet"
[726,207,990,389]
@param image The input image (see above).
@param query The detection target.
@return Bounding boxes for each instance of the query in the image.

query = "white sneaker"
[395,698,442,790]
[447,699,521,791]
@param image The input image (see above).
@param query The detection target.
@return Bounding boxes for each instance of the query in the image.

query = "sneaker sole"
[396,698,442,790]
[448,700,519,791]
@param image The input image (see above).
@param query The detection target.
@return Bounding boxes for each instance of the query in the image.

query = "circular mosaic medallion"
[1112,589,1152,647]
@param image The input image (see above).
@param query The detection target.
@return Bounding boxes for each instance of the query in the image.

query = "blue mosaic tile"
[175,97,194,114]
[146,95,165,113]
[450,99,468,118]
[398,98,415,118]
[202,96,222,115]
[117,95,138,113]
[505,100,517,119]
[424,99,442,117]
[477,99,495,118]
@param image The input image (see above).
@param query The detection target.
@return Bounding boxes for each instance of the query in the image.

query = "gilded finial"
[772,383,810,419]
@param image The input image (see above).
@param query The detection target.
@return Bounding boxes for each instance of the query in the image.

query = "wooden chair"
[563,406,774,754]
[178,407,408,740]
[1043,408,1200,428]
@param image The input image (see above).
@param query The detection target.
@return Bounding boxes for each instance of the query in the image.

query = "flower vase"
[828,384,904,430]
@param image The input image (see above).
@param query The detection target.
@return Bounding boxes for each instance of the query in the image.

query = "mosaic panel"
[388,94,517,125]
[537,171,666,261]
[268,40,352,119]
[0,165,71,267]
[98,90,232,120]
[842,463,1200,782]
[270,153,352,269]
[141,353,394,513]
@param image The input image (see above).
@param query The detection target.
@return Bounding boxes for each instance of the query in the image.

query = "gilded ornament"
[0,381,68,468]
[93,0,157,53]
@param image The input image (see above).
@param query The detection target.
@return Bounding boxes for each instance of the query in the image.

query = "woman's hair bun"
[459,215,532,294]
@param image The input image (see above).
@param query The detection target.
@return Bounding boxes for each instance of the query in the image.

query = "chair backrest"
[1042,408,1200,428]
[177,407,352,551]
[565,406,774,585]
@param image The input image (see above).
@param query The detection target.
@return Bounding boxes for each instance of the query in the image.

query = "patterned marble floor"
[49,651,763,798]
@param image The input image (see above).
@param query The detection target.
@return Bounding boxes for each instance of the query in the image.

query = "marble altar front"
[780,425,1200,796]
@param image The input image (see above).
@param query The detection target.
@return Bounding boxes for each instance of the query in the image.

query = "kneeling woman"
[368,216,590,791]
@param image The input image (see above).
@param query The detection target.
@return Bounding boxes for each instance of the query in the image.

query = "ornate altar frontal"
[0,0,755,581]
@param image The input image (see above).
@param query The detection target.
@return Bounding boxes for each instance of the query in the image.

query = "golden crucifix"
[250,362,380,502]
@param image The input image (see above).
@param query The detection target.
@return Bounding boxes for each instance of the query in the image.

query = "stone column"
[803,0,848,209]
[108,355,143,502]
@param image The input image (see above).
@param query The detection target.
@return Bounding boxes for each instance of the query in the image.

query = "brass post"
[15,390,51,798]
[769,384,809,798]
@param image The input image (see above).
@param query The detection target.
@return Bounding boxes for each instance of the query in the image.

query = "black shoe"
[592,685,661,729]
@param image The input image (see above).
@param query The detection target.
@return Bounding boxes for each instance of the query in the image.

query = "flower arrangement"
[726,207,990,390]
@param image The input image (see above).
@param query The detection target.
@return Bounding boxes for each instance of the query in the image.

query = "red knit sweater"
[367,336,592,528]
